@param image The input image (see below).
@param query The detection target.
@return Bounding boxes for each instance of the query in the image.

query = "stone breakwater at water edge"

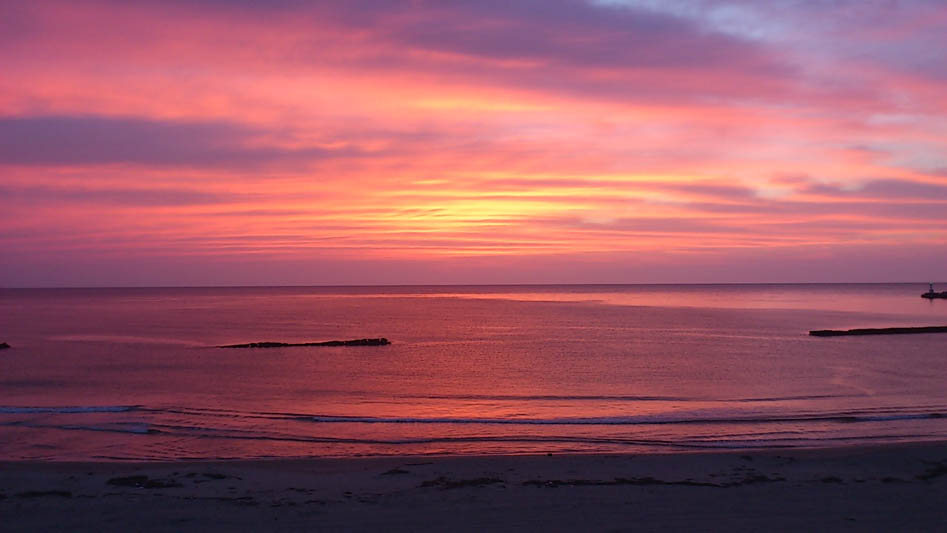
[809,326,947,336]
[219,338,391,348]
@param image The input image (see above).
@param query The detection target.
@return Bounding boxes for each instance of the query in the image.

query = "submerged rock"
[220,338,390,348]
[107,475,181,489]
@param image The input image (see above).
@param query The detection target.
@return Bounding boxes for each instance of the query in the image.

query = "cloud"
[126,0,784,70]
[0,115,356,167]
[310,0,798,105]
[0,183,238,206]
[378,1,782,70]
[5,0,800,107]
[807,179,947,201]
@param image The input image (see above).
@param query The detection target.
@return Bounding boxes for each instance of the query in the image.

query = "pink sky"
[1,0,946,286]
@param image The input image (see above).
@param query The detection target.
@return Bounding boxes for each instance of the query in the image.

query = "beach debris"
[809,326,947,337]
[179,494,258,506]
[915,461,947,481]
[182,471,234,480]
[419,476,504,489]
[523,474,784,488]
[523,477,716,488]
[106,475,182,489]
[219,338,390,348]
[187,472,233,484]
[15,490,72,498]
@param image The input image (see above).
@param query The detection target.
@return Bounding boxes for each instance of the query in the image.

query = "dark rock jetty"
[220,338,390,348]
[0,342,10,349]
[809,326,947,337]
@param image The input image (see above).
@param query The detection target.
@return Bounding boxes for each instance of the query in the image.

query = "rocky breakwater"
[809,326,947,337]
[219,338,390,348]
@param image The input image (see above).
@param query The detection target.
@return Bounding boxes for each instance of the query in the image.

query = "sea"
[1,284,945,461]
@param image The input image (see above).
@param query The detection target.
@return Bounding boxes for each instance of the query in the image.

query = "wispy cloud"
[0,116,362,167]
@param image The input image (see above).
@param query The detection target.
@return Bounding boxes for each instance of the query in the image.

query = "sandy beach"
[2,442,945,532]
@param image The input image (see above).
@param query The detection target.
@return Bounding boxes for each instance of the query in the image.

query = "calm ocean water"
[1,284,946,461]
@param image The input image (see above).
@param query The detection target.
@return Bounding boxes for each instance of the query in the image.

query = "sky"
[1,0,946,286]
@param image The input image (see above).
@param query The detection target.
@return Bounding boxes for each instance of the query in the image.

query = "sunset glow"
[2,0,946,285]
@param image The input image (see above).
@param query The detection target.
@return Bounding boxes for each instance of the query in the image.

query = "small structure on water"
[922,283,947,299]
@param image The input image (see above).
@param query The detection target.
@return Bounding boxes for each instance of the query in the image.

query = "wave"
[401,394,695,402]
[299,411,943,426]
[4,404,942,428]
[2,421,153,435]
[396,393,865,403]
[20,421,940,452]
[4,405,945,460]
[60,423,153,434]
[0,406,138,414]
[133,404,947,427]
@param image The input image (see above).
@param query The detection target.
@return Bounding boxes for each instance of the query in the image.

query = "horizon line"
[1,281,940,290]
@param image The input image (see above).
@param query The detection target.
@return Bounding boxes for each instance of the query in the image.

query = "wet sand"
[2,442,945,531]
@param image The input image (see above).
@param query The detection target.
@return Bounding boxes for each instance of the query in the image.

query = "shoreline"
[3,441,945,531]
[5,437,947,464]
[4,435,947,464]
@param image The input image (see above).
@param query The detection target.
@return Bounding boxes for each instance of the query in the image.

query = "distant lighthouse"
[922,283,946,299]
